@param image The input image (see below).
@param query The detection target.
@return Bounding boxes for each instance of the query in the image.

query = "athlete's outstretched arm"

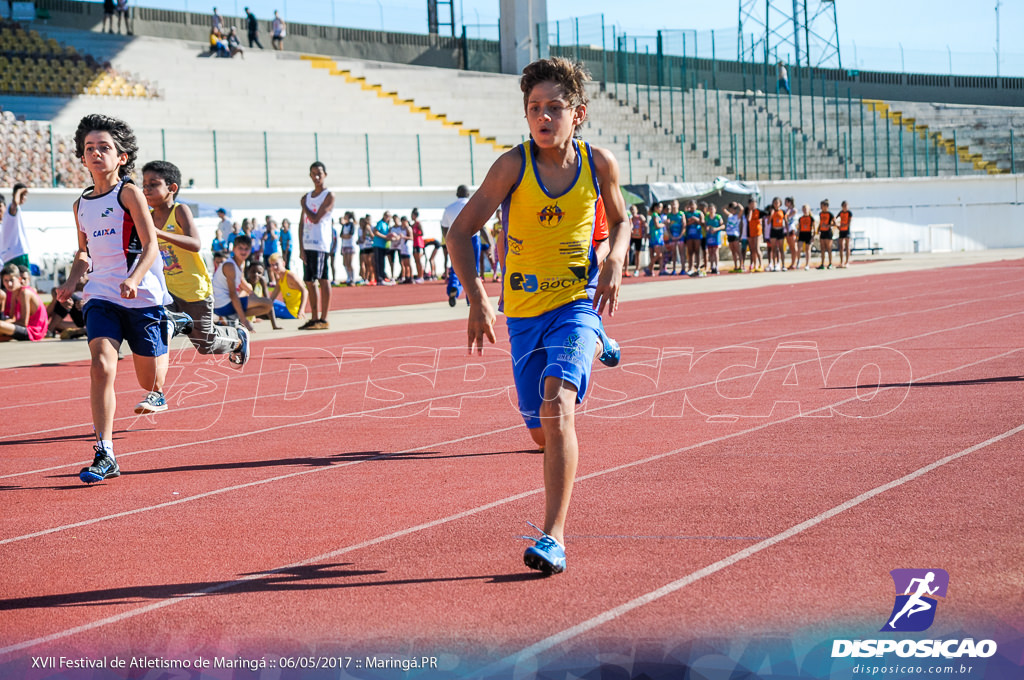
[448,150,520,354]
[591,147,630,317]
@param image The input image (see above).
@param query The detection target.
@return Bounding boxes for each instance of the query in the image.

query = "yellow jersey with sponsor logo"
[156,203,213,303]
[501,140,599,318]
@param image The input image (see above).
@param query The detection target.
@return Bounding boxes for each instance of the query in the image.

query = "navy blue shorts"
[507,300,601,430]
[214,296,249,317]
[83,299,169,357]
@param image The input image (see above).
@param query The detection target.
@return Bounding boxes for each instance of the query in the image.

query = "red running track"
[0,260,1022,679]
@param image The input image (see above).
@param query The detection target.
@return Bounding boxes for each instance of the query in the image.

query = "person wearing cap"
[216,208,232,243]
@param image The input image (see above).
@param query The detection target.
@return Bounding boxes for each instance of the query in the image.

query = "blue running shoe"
[134,391,167,414]
[522,521,566,575]
[597,322,621,368]
[166,310,194,337]
[229,325,250,368]
[80,445,120,484]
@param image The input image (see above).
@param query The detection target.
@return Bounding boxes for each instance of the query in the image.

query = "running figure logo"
[882,569,949,632]
[537,203,564,228]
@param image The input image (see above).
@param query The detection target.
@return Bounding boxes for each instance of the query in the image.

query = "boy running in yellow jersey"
[142,160,249,367]
[448,57,631,575]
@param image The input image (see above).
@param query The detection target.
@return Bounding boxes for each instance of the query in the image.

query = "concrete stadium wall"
[760,174,1024,253]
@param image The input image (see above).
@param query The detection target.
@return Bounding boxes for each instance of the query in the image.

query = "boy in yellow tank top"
[448,58,631,575]
[142,161,249,367]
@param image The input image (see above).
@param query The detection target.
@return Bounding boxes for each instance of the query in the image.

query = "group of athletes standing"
[628,196,855,277]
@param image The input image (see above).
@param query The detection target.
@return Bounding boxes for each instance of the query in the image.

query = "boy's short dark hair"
[233,234,253,248]
[310,161,327,173]
[74,114,139,179]
[521,57,591,129]
[212,250,227,259]
[12,183,27,195]
[141,160,182,198]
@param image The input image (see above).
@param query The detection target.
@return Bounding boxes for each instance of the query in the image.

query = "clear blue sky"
[184,0,1024,76]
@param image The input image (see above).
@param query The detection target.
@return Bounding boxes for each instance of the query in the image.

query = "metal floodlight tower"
[738,0,841,69]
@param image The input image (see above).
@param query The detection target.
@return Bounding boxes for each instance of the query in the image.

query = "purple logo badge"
[881,569,949,632]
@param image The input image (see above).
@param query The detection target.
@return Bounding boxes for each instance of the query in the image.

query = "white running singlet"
[301,188,333,253]
[77,178,169,308]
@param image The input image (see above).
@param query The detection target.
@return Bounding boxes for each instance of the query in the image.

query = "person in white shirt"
[297,161,335,330]
[271,10,286,50]
[440,185,476,306]
[0,183,30,270]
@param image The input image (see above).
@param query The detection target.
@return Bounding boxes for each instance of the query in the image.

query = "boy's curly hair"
[74,114,139,179]
[521,57,591,130]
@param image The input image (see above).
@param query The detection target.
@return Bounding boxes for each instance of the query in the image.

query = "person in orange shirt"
[796,204,816,270]
[767,197,787,272]
[745,198,765,272]
[836,200,853,268]
[817,199,836,269]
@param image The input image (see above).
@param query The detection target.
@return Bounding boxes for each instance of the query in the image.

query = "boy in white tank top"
[297,161,335,330]
[55,114,192,485]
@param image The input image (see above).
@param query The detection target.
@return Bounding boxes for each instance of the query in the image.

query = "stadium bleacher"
[0,12,1019,189]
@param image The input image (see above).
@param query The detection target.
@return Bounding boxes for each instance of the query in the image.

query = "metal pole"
[809,65,815,141]
[843,132,848,179]
[898,123,904,177]
[716,88,722,165]
[263,130,270,188]
[161,128,167,161]
[834,81,840,159]
[847,88,853,172]
[416,133,423,186]
[803,126,808,179]
[574,17,579,62]
[873,106,879,177]
[657,30,664,126]
[634,38,640,109]
[742,104,748,179]
[728,94,734,172]
[365,133,371,186]
[822,76,828,150]
[213,130,219,189]
[692,78,698,150]
[1011,129,1016,174]
[790,128,796,180]
[680,131,686,181]
[953,129,959,176]
[886,114,891,177]
[601,14,607,85]
[711,28,716,89]
[766,101,772,179]
[613,26,618,100]
[618,33,626,104]
[48,124,55,187]
[859,99,866,176]
[627,134,634,183]
[779,124,785,179]
[703,81,710,154]
[923,129,929,177]
[912,124,917,176]
[668,56,674,133]
[646,45,652,122]
[314,131,319,161]
[754,110,760,179]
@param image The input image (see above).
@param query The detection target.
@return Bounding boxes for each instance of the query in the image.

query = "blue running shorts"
[507,300,601,430]
[83,298,169,357]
